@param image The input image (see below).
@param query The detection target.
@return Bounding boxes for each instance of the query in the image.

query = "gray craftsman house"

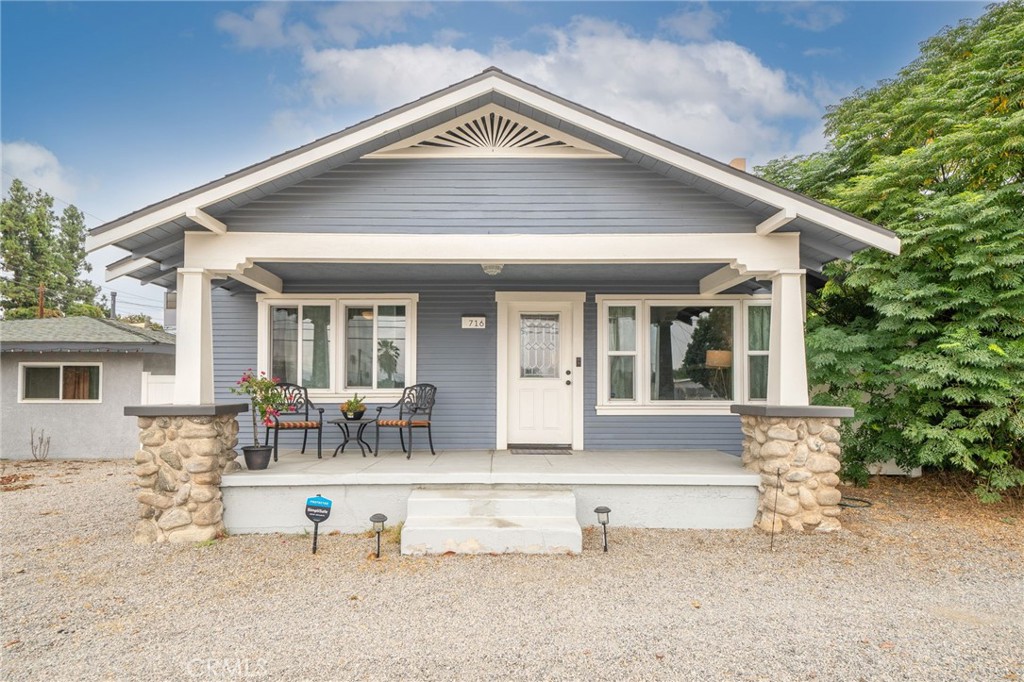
[88,69,899,547]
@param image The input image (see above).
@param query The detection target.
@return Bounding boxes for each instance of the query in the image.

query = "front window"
[270,305,331,388]
[597,297,768,413]
[747,304,770,401]
[346,304,407,390]
[264,296,416,396]
[21,363,101,402]
[650,306,734,401]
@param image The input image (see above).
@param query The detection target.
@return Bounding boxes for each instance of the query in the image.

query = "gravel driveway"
[2,460,1021,681]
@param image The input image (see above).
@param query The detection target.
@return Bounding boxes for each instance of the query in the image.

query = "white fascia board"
[755,208,797,236]
[86,78,502,253]
[105,257,157,282]
[185,231,801,272]
[493,81,900,254]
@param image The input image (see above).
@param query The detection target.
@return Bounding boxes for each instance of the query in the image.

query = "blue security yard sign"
[305,494,332,554]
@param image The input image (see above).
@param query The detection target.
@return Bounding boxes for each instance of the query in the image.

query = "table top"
[327,415,377,425]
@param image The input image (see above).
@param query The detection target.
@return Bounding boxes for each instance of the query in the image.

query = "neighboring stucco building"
[0,317,175,459]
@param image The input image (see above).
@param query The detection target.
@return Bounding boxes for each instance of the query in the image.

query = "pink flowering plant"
[230,370,286,447]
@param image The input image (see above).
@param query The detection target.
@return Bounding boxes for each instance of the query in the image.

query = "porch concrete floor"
[221,448,759,487]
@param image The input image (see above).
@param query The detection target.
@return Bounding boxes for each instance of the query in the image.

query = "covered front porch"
[220,448,760,534]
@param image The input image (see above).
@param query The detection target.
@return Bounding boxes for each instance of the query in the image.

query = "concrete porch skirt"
[220,449,759,534]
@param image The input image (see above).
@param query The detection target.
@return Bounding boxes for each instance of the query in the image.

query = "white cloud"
[659,3,724,42]
[768,3,846,32]
[292,16,817,162]
[1,141,80,203]
[217,1,432,50]
[432,27,466,46]
[215,3,303,49]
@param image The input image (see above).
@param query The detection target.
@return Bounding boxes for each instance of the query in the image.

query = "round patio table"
[328,416,378,457]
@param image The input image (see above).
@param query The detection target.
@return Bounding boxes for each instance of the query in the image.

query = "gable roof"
[89,68,899,288]
[0,317,175,353]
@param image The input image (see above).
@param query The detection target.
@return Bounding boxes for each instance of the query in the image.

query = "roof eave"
[87,67,899,257]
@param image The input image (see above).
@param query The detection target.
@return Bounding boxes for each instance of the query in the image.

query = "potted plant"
[229,369,284,470]
[341,393,366,420]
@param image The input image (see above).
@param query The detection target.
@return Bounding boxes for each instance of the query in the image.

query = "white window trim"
[18,362,103,403]
[744,301,772,402]
[257,293,418,402]
[595,294,769,416]
[266,299,338,394]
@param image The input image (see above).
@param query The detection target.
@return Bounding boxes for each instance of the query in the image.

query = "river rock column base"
[732,405,853,533]
[132,414,241,544]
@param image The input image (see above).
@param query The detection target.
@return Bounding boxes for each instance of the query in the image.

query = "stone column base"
[126,404,247,544]
[731,405,853,533]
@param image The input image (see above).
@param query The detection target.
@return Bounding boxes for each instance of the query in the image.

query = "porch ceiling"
[254,261,733,293]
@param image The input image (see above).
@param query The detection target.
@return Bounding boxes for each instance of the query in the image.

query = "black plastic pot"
[242,445,273,470]
[343,410,366,421]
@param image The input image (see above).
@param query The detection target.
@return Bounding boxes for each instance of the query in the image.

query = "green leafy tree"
[758,1,1024,499]
[117,313,164,331]
[1,179,101,316]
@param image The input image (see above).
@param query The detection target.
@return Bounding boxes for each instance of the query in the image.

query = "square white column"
[173,268,214,405]
[767,269,809,406]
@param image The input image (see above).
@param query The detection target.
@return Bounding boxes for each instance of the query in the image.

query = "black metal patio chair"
[374,383,437,459]
[265,383,324,461]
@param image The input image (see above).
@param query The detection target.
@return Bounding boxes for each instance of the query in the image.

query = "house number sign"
[461,316,486,329]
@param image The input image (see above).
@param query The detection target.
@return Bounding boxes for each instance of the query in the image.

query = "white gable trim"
[367,104,616,159]
[87,72,899,255]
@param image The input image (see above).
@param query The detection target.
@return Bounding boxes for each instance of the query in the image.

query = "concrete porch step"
[406,488,577,518]
[401,488,582,555]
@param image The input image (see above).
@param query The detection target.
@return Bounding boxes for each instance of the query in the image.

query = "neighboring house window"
[262,296,416,397]
[20,363,101,402]
[597,296,768,414]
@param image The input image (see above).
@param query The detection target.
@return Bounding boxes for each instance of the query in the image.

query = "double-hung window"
[20,363,101,402]
[597,296,770,414]
[261,295,416,398]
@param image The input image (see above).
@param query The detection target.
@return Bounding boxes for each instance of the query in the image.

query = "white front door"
[507,301,575,445]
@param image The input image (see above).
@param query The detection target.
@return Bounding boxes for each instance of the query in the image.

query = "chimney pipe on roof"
[729,158,746,172]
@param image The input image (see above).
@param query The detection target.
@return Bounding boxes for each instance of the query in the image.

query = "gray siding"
[212,289,260,448]
[210,286,743,454]
[1,352,145,459]
[223,158,757,234]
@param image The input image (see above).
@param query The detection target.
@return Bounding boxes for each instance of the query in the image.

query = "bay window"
[261,295,416,397]
[597,296,770,413]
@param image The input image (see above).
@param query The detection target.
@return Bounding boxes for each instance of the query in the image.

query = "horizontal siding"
[212,289,260,448]
[224,158,756,234]
[415,290,496,450]
[211,286,742,454]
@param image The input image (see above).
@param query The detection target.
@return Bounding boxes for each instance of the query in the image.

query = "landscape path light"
[370,513,387,558]
[594,506,611,552]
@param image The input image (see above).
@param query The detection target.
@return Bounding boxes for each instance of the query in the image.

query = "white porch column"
[767,269,809,406]
[173,268,215,405]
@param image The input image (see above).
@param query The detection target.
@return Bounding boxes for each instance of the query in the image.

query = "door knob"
[565,380,572,386]
[565,370,571,375]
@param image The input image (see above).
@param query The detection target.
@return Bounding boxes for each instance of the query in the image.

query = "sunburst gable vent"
[368,105,617,158]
